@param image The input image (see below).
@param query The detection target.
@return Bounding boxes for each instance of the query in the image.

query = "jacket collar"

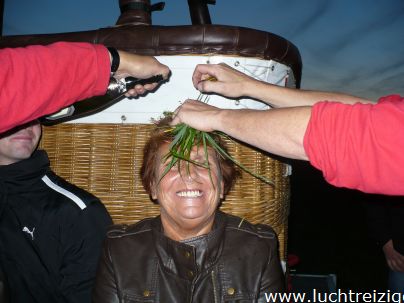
[0,150,50,193]
[151,211,226,281]
[0,149,50,219]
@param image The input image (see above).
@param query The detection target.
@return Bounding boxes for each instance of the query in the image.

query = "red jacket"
[0,42,110,133]
[304,95,404,195]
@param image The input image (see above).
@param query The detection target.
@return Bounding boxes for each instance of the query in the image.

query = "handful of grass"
[156,117,274,186]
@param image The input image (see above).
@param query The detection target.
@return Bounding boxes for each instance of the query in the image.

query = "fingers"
[159,64,170,80]
[387,260,395,271]
[384,244,404,272]
[143,56,170,80]
[124,79,161,97]
[125,86,148,97]
[196,80,223,95]
[170,106,181,125]
[192,63,250,99]
[192,64,221,89]
[117,51,171,81]
[170,100,198,126]
[170,99,199,125]
[388,259,403,272]
[169,99,220,133]
[151,59,170,81]
[396,254,404,271]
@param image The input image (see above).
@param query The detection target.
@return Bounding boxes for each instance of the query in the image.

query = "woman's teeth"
[177,190,202,197]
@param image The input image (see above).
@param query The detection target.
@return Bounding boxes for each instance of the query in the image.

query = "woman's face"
[151,144,224,238]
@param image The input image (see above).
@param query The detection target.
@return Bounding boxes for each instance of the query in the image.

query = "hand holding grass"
[171,99,223,132]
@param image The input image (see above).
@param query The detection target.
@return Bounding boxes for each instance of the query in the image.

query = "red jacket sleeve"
[0,42,110,133]
[303,95,404,195]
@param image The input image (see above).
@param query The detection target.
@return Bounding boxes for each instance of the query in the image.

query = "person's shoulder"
[106,217,155,239]
[41,171,100,210]
[224,213,277,241]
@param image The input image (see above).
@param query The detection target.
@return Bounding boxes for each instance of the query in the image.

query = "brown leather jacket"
[92,211,285,303]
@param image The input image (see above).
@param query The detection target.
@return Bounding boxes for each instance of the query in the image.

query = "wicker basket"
[39,123,290,259]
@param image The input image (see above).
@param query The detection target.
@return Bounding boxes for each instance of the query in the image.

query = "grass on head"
[154,112,274,186]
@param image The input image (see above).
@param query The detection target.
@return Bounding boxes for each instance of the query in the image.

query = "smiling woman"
[92,121,286,302]
[151,144,224,240]
[141,124,235,241]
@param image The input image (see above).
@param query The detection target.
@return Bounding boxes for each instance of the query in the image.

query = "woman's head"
[141,125,238,199]
[141,122,239,239]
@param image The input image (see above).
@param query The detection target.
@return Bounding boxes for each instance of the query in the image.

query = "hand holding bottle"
[113,50,170,97]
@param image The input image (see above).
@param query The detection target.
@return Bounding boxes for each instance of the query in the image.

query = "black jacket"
[366,196,404,255]
[93,211,285,303]
[0,150,112,303]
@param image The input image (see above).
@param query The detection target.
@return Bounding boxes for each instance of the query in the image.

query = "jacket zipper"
[211,270,219,303]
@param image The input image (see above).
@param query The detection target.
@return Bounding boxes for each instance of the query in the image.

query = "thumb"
[170,107,181,125]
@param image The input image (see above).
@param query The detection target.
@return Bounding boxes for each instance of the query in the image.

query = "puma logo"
[22,226,35,240]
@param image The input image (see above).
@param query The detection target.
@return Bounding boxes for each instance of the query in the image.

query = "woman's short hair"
[141,122,239,200]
